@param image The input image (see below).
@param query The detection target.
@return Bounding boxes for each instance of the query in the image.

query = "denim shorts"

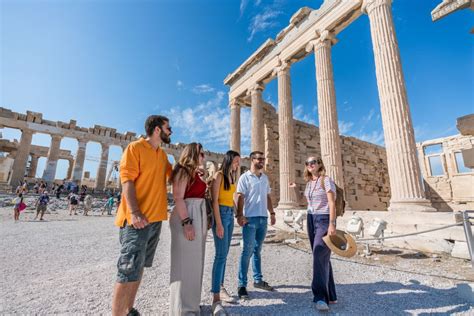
[116,221,162,283]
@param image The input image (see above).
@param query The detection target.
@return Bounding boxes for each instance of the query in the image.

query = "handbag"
[18,202,27,212]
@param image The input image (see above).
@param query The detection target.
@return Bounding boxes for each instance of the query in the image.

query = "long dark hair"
[219,150,240,190]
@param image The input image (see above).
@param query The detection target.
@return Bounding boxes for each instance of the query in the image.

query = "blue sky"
[1,0,473,180]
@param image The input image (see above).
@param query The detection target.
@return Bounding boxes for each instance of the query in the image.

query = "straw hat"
[323,229,357,258]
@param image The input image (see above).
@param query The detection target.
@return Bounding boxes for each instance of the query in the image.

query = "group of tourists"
[12,186,121,220]
[111,115,339,316]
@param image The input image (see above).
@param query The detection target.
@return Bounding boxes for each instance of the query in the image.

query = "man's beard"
[160,131,171,144]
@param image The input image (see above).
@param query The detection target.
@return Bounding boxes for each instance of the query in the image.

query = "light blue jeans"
[211,205,235,293]
[238,216,268,287]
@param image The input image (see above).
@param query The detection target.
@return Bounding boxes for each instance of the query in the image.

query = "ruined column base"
[388,199,437,212]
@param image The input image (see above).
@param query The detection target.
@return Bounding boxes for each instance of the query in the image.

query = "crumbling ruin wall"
[418,134,474,211]
[263,103,391,210]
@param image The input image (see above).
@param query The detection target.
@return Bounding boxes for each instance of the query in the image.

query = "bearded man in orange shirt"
[112,115,172,316]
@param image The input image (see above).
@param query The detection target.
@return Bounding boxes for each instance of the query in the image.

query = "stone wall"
[262,103,391,210]
[417,134,474,211]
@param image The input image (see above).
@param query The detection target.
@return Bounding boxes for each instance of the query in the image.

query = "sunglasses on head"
[305,159,321,166]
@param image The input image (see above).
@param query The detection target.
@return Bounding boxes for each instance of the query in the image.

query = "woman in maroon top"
[169,142,208,315]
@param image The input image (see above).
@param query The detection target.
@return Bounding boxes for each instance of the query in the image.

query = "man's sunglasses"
[253,157,266,162]
[305,159,321,166]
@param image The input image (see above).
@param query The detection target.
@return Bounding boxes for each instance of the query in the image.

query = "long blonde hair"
[169,143,203,184]
[303,157,326,182]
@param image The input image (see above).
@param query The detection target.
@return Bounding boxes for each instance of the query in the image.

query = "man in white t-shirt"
[235,151,276,300]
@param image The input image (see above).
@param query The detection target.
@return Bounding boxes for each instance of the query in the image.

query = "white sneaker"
[211,301,228,316]
[220,286,236,303]
[315,300,329,311]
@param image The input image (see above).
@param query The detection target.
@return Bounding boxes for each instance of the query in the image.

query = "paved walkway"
[0,208,472,315]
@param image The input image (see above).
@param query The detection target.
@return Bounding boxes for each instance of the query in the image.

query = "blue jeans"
[238,216,268,287]
[211,206,235,293]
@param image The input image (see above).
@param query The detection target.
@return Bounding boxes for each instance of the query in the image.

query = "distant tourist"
[13,193,25,222]
[209,150,240,314]
[68,192,79,215]
[235,151,276,300]
[35,190,50,221]
[169,142,208,316]
[39,181,47,194]
[111,115,172,316]
[290,156,337,311]
[101,195,115,216]
[83,194,93,216]
[33,181,39,194]
[55,183,63,199]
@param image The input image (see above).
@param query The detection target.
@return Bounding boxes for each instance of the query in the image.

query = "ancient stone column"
[275,62,298,209]
[95,143,110,191]
[250,84,265,152]
[42,134,63,183]
[28,154,39,178]
[9,129,33,186]
[310,30,344,188]
[230,99,241,153]
[66,159,74,180]
[363,0,434,211]
[71,138,88,184]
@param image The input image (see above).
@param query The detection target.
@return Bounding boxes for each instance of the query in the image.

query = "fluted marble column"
[230,99,241,153]
[66,159,74,180]
[310,30,344,188]
[363,0,434,211]
[42,134,63,182]
[9,129,33,186]
[71,138,88,184]
[250,84,265,152]
[95,143,109,191]
[28,154,39,178]
[275,62,298,209]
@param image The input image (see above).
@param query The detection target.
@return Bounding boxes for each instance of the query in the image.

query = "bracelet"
[181,217,190,226]
[183,219,193,226]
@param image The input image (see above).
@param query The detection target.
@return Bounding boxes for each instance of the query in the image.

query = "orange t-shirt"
[114,138,172,227]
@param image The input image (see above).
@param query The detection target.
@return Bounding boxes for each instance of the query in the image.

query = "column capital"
[101,142,110,150]
[272,61,291,76]
[77,138,89,145]
[50,134,63,141]
[229,98,241,109]
[247,83,265,95]
[306,30,338,52]
[362,0,392,14]
[21,128,34,136]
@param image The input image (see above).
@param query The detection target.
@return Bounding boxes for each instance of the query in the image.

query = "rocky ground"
[1,194,473,315]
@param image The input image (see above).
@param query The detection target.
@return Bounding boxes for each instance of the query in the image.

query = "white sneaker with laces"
[315,300,329,311]
[220,286,236,303]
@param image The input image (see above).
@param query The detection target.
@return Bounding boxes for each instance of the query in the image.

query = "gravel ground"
[1,200,473,315]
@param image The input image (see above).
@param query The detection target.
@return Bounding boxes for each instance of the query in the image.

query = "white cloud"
[240,0,248,17]
[247,8,282,42]
[292,104,316,126]
[192,84,215,94]
[165,91,251,154]
[355,130,385,146]
[176,80,183,89]
[338,120,354,135]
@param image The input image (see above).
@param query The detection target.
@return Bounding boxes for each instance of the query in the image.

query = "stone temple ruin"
[0,107,244,191]
[0,0,472,258]
[223,0,474,257]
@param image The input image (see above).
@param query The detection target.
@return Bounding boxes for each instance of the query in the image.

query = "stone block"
[451,241,470,260]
